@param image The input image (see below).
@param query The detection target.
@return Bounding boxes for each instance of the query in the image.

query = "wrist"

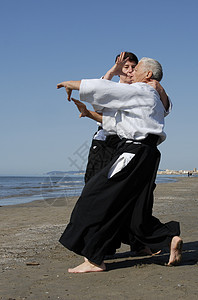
[110,64,120,76]
[68,80,81,90]
[104,67,117,80]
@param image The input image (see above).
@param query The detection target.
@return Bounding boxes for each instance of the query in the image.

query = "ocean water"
[0,174,182,206]
[0,175,84,206]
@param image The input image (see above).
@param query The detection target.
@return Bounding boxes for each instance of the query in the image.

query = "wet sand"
[0,177,198,300]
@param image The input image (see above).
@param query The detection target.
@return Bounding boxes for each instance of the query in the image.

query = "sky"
[0,0,198,175]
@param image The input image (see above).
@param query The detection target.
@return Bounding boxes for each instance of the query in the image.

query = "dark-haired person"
[57,55,182,273]
[82,52,139,184]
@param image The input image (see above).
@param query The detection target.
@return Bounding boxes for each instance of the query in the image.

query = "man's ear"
[146,71,153,79]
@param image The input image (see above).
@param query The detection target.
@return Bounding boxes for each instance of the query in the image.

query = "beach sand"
[0,177,198,300]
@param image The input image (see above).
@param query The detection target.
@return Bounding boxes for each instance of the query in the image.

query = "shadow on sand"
[105,241,198,271]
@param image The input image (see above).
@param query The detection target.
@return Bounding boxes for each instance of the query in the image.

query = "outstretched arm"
[57,80,81,100]
[103,52,129,80]
[72,98,102,123]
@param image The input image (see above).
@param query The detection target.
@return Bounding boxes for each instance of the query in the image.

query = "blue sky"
[1,0,198,175]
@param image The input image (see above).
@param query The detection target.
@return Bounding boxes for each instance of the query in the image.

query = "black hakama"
[84,134,121,183]
[60,138,180,265]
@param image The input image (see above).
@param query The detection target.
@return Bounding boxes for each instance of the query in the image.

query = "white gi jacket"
[80,79,171,145]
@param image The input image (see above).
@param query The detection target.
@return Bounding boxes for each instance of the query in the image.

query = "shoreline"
[0,174,183,207]
[0,177,198,299]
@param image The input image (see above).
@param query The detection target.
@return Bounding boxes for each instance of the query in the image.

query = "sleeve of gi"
[79,79,147,110]
[164,96,173,117]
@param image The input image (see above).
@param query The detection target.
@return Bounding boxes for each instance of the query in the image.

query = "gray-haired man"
[57,56,182,273]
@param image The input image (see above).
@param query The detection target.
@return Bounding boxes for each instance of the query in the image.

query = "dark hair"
[115,52,138,64]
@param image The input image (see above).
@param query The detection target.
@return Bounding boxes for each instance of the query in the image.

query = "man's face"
[131,61,148,83]
[119,60,137,84]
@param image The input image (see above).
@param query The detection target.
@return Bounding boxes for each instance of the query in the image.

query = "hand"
[103,52,129,80]
[147,79,163,93]
[72,98,102,122]
[113,52,130,76]
[57,81,72,101]
[57,80,81,101]
[71,98,89,117]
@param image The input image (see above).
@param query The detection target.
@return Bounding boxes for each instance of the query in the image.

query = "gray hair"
[140,57,163,82]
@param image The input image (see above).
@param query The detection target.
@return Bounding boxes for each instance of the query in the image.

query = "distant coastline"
[46,170,85,176]
[157,168,198,176]
[45,169,198,177]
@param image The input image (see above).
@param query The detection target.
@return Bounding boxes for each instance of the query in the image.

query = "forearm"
[103,66,117,80]
[86,111,102,123]
[72,98,102,122]
[58,80,81,90]
[68,80,81,90]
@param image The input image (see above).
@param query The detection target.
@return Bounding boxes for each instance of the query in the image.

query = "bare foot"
[136,246,161,256]
[167,236,183,266]
[151,250,161,256]
[68,260,106,273]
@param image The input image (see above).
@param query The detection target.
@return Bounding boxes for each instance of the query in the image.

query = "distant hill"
[45,171,85,176]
